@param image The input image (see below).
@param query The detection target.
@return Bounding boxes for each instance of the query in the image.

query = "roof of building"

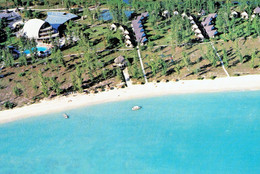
[114,55,126,64]
[45,12,78,30]
[0,11,20,19]
[0,10,22,28]
[231,11,238,15]
[194,29,201,34]
[22,19,46,39]
[204,25,215,31]
[199,9,206,15]
[201,13,218,38]
[173,11,179,15]
[254,7,260,14]
[241,11,248,15]
[207,30,218,37]
[202,13,217,26]
[131,12,149,43]
[196,34,204,39]
[192,24,198,29]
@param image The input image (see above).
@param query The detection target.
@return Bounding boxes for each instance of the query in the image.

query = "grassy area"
[0,48,142,109]
[139,37,259,82]
[214,38,260,76]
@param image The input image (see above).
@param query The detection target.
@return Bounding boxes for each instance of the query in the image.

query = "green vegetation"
[0,0,260,110]
[3,101,16,109]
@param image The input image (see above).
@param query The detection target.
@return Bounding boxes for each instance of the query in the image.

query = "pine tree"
[116,67,123,81]
[235,40,244,63]
[174,64,181,75]
[56,49,66,67]
[222,48,229,67]
[159,58,167,75]
[13,86,23,97]
[182,52,191,71]
[19,54,27,66]
[50,77,61,95]
[38,71,49,97]
[250,50,256,69]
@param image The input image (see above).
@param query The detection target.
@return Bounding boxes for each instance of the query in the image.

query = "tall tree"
[38,71,49,97]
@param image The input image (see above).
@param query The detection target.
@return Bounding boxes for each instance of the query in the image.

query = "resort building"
[162,10,170,18]
[114,55,127,67]
[254,7,260,15]
[0,9,22,29]
[198,9,206,16]
[241,11,249,19]
[230,11,238,18]
[110,23,118,31]
[251,7,260,20]
[196,33,204,39]
[173,11,179,15]
[201,13,218,38]
[131,12,149,45]
[192,24,199,31]
[125,39,133,48]
[21,19,59,41]
[109,23,133,47]
[181,13,187,18]
[45,12,78,32]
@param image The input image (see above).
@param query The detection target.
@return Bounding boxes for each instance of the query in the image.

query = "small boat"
[132,106,141,111]
[63,113,69,119]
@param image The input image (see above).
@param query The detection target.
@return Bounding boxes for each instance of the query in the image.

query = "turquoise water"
[0,91,260,173]
[24,47,48,54]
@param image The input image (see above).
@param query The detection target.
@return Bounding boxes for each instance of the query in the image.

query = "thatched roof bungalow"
[114,55,127,67]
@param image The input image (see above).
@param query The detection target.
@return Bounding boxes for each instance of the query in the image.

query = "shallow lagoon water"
[0,91,260,173]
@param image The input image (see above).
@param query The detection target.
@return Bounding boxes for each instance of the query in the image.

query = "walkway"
[210,42,230,77]
[122,67,132,87]
[137,46,148,83]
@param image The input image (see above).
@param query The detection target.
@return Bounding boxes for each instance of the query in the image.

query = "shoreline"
[1,75,260,124]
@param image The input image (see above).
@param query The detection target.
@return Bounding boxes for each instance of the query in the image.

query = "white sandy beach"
[0,75,260,124]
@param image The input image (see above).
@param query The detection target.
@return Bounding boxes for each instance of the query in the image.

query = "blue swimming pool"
[99,10,134,21]
[23,47,48,55]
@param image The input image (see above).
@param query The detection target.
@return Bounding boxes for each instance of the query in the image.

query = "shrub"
[3,101,16,109]
[18,72,26,77]
[32,96,40,101]
[0,85,5,89]
[210,76,216,80]
[13,86,23,97]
